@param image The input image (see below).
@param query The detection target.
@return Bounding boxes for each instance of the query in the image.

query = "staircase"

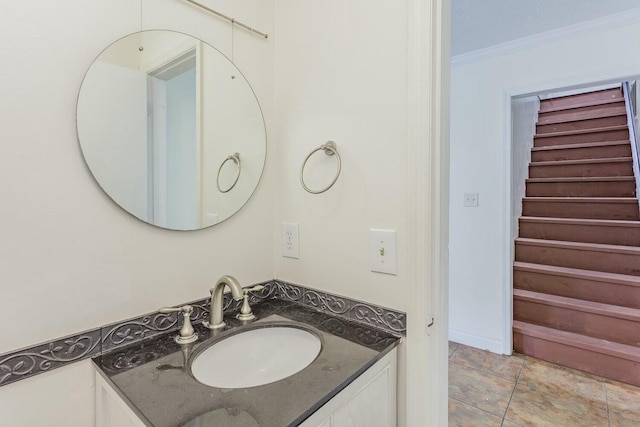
[512,86,640,386]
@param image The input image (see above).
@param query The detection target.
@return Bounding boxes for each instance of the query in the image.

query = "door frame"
[406,0,450,425]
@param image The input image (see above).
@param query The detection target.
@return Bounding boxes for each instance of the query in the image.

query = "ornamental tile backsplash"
[273,280,406,334]
[0,328,102,387]
[0,279,405,387]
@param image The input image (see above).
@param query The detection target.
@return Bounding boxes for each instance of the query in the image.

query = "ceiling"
[452,0,640,56]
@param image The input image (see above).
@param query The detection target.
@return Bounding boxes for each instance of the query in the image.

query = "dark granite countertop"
[93,299,401,427]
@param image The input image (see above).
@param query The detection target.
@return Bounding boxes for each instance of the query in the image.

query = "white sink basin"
[190,325,322,388]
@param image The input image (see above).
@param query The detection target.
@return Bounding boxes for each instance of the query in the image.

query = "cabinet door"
[300,348,397,427]
[317,418,333,427]
[95,370,146,427]
[332,360,395,426]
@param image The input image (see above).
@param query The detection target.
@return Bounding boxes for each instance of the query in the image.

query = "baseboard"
[448,329,507,355]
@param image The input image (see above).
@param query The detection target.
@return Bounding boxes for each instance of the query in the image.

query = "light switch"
[370,229,397,275]
[464,193,479,207]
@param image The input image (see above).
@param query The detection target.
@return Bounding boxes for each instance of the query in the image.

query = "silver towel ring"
[300,141,341,194]
[217,153,241,193]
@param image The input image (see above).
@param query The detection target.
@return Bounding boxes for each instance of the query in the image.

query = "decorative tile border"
[271,280,407,335]
[0,329,102,387]
[0,279,405,387]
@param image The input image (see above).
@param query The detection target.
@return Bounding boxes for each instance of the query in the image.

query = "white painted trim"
[451,7,640,66]
[540,83,621,100]
[502,90,514,356]
[448,329,504,354]
[406,0,450,425]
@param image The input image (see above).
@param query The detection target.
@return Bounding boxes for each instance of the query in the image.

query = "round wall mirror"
[77,30,266,230]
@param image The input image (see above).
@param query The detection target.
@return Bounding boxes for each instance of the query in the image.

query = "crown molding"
[452,7,640,66]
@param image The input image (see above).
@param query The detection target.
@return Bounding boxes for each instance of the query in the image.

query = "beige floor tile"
[500,420,523,427]
[447,345,640,427]
[505,359,608,427]
[506,358,609,427]
[517,358,608,410]
[505,382,609,427]
[449,363,515,417]
[449,344,524,382]
[448,398,503,427]
[609,413,640,427]
[607,381,640,426]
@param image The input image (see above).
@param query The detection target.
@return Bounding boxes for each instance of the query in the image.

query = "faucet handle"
[236,285,265,322]
[244,284,265,294]
[159,305,198,344]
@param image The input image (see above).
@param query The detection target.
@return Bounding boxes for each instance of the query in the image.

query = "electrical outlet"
[370,229,397,275]
[282,223,299,259]
[464,192,479,207]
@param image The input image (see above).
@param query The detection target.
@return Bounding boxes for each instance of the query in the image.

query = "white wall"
[200,45,266,224]
[449,16,640,353]
[1,0,420,424]
[273,2,409,424]
[77,60,149,221]
[0,0,274,424]
[511,96,538,240]
[273,0,409,311]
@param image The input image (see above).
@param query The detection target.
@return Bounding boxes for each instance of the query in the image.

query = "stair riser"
[539,89,623,112]
[513,332,640,387]
[531,144,631,162]
[514,269,640,309]
[514,299,640,347]
[538,103,626,125]
[518,221,640,246]
[522,200,640,220]
[525,180,636,197]
[528,161,633,178]
[515,243,640,276]
[536,115,627,134]
[534,129,629,147]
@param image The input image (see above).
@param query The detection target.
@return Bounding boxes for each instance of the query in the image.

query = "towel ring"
[300,141,341,194]
[217,153,241,193]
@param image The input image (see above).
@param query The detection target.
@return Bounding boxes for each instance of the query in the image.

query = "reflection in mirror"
[77,30,266,230]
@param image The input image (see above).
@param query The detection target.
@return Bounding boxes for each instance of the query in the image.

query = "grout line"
[448,343,459,360]
[500,355,527,425]
[604,382,611,427]
[449,396,505,423]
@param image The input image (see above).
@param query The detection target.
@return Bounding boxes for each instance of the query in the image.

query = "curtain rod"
[184,0,268,39]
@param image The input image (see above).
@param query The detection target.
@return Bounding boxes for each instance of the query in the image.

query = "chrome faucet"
[204,275,245,330]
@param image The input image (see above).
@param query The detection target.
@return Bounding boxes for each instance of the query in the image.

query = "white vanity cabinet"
[95,347,397,427]
[300,348,397,427]
[95,371,146,427]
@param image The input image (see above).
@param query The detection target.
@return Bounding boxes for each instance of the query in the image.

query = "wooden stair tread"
[540,97,625,114]
[526,176,635,183]
[513,320,640,362]
[531,140,630,152]
[519,216,640,227]
[535,115,627,135]
[534,124,628,139]
[515,237,640,255]
[513,261,640,287]
[513,288,640,321]
[523,196,638,202]
[530,157,633,167]
[536,106,627,126]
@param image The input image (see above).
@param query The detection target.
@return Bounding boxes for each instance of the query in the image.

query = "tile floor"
[448,341,640,426]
